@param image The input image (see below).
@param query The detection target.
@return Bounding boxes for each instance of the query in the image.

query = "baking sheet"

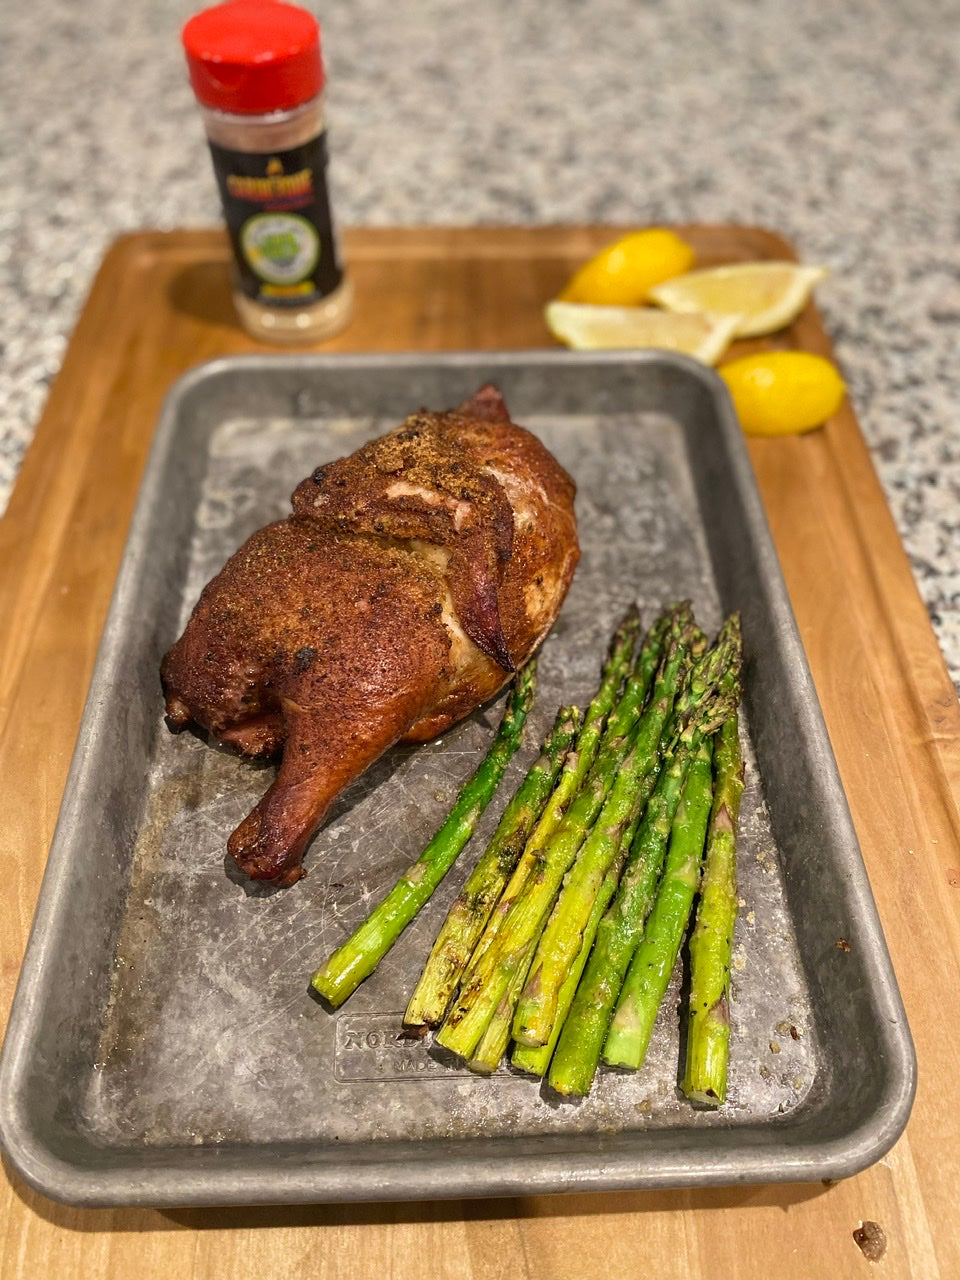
[0,351,915,1206]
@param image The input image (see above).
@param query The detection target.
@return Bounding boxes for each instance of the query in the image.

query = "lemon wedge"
[649,262,828,338]
[558,229,696,306]
[545,301,739,364]
[719,351,846,436]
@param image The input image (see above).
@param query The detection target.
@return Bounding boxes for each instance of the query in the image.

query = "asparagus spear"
[681,709,744,1106]
[454,607,642,991]
[438,609,689,1062]
[310,661,537,1008]
[403,703,580,1031]
[508,728,661,1078]
[472,793,650,1076]
[414,608,642,1055]
[512,611,727,1050]
[476,801,644,1075]
[602,735,715,1069]
[437,606,696,1062]
[464,619,656,1075]
[467,941,534,1074]
[548,618,742,1096]
[511,729,667,1048]
[511,835,629,1077]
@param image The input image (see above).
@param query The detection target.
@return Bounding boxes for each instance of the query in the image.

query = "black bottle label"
[208,132,343,306]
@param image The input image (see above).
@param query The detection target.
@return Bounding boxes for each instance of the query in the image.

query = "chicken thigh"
[161,386,579,885]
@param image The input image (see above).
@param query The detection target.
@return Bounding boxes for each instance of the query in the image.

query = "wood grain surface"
[1,226,958,1279]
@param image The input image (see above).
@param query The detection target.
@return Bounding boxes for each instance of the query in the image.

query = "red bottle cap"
[182,0,324,114]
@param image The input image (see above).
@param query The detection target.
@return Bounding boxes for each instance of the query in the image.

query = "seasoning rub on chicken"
[160,386,579,887]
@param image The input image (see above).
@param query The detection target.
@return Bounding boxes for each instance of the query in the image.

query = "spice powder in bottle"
[182,0,353,343]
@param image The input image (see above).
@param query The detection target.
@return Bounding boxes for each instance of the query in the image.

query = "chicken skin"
[160,387,579,885]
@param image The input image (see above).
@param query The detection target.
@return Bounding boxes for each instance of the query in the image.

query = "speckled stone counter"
[2,0,958,690]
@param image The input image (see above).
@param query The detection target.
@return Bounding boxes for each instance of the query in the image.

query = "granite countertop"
[2,0,958,690]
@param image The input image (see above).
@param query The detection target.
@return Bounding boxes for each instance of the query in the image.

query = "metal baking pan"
[0,351,915,1207]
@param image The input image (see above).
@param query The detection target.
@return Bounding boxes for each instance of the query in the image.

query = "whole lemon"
[719,351,846,437]
[558,229,695,307]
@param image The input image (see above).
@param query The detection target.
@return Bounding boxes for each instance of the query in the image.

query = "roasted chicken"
[161,386,579,885]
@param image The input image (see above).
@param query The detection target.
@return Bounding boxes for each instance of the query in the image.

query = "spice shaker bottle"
[182,0,352,343]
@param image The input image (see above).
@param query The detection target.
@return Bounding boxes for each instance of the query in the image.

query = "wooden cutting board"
[1,226,958,1280]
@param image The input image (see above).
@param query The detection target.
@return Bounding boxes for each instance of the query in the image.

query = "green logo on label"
[240,213,320,284]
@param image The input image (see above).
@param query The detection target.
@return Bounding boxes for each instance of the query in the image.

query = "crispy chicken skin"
[160,387,579,885]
